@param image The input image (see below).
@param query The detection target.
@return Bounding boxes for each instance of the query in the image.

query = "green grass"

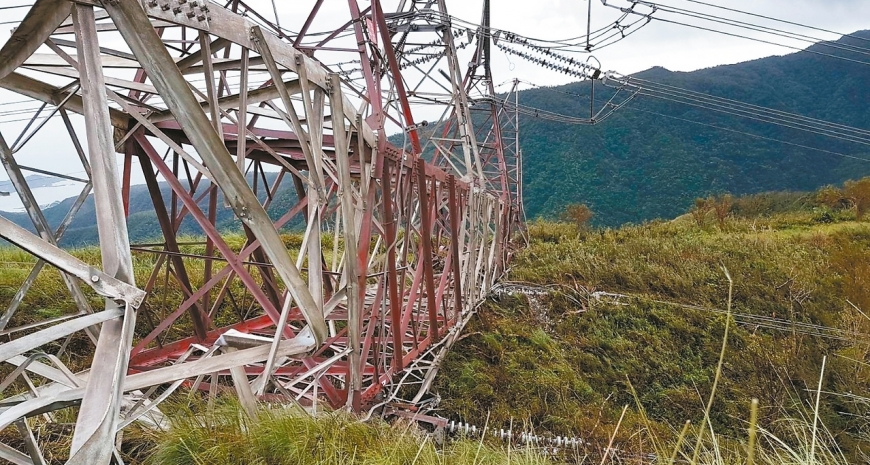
[138,398,550,465]
[5,189,870,463]
[434,191,870,462]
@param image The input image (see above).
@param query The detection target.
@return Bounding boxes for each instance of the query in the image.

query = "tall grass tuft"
[144,398,551,465]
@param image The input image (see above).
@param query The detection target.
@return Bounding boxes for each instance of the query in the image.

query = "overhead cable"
[647,1,870,57]
[503,79,870,162]
[602,0,870,67]
[675,0,870,44]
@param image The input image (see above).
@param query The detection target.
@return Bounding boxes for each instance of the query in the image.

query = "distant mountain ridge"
[3,31,870,243]
[517,30,870,225]
[0,175,58,191]
[0,172,301,246]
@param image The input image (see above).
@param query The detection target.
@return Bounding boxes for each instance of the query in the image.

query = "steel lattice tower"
[0,1,521,462]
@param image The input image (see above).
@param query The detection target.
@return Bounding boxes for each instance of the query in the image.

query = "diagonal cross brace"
[0,133,95,329]
[0,0,72,80]
[0,215,145,308]
[0,334,316,431]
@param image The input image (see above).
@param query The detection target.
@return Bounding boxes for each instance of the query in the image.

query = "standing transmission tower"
[0,0,521,462]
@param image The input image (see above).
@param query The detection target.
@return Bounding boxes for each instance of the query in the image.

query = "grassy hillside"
[0,398,550,464]
[433,188,870,462]
[5,185,870,463]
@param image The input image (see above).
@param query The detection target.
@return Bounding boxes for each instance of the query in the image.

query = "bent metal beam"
[0,0,521,462]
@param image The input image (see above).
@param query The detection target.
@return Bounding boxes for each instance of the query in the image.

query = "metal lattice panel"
[0,1,521,462]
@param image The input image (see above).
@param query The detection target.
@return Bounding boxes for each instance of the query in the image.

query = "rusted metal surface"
[0,0,522,462]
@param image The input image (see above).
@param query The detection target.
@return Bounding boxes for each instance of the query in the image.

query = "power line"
[624,104,870,163]
[584,68,870,146]
[605,0,870,67]
[438,10,651,54]
[648,16,870,67]
[647,1,870,58]
[599,292,870,343]
[0,5,31,11]
[508,79,870,163]
[632,87,870,146]
[492,31,870,149]
[675,0,870,44]
[493,28,870,146]
[629,77,870,139]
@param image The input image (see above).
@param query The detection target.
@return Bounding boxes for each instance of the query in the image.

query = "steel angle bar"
[0,334,317,432]
[0,310,123,364]
[106,88,212,178]
[133,134,286,328]
[1,356,85,398]
[127,187,315,359]
[0,0,71,80]
[103,0,328,344]
[117,345,216,431]
[280,348,353,390]
[0,135,96,332]
[250,27,323,195]
[329,73,364,409]
[236,47,249,172]
[198,31,223,138]
[68,304,137,465]
[224,346,259,416]
[0,314,79,337]
[141,1,376,146]
[67,4,139,462]
[131,142,209,340]
[0,72,129,129]
[257,294,295,397]
[0,353,82,401]
[15,418,47,465]
[11,85,81,154]
[0,181,95,333]
[147,78,303,124]
[0,216,145,307]
[253,288,348,394]
[380,159,404,370]
[0,442,32,465]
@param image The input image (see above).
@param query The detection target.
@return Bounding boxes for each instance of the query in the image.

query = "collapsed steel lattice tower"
[0,0,521,463]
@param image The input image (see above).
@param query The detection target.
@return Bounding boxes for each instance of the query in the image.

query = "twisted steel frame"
[0,0,521,462]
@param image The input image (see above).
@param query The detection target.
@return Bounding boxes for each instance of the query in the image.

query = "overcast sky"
[244,0,870,83]
[0,0,868,208]
[470,0,870,80]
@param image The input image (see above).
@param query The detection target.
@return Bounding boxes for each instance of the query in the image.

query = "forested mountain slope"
[4,32,870,239]
[518,31,870,225]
